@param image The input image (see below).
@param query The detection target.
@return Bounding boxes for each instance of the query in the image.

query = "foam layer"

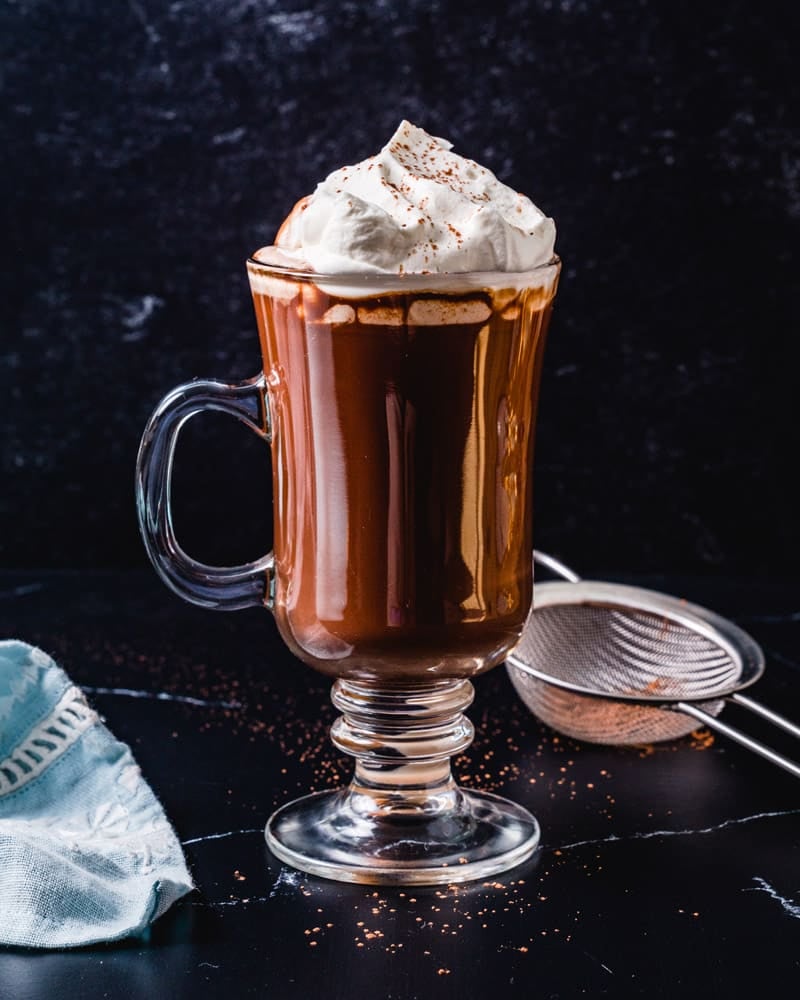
[246,258,560,302]
[247,261,560,320]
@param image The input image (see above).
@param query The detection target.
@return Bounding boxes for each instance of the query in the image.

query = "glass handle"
[135,374,274,611]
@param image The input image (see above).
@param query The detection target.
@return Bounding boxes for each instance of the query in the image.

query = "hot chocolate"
[247,265,557,679]
[137,120,561,882]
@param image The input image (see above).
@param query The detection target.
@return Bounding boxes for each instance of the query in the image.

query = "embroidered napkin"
[0,640,193,948]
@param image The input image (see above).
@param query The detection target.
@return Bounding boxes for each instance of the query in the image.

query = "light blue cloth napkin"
[0,640,193,948]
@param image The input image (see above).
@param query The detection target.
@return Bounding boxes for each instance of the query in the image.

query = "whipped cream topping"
[256,121,556,275]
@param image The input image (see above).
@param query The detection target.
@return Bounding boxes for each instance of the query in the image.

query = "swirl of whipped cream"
[258,121,556,275]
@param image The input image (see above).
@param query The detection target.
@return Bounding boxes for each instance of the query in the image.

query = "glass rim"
[246,254,561,287]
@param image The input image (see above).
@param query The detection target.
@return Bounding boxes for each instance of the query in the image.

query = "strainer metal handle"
[729,693,800,739]
[670,702,800,777]
[531,551,800,779]
[533,550,581,583]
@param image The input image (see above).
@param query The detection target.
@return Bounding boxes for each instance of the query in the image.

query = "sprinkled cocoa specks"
[690,729,715,751]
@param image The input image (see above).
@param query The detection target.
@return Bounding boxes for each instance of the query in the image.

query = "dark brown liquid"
[250,271,555,680]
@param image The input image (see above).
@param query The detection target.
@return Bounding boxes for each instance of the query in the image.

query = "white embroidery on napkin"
[0,686,98,797]
[117,762,143,795]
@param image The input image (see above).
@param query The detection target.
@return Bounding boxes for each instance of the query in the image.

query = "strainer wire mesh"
[505,555,800,777]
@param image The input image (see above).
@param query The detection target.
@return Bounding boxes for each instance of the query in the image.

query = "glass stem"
[330,678,476,819]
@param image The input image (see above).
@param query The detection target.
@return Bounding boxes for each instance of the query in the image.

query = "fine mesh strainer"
[506,552,800,778]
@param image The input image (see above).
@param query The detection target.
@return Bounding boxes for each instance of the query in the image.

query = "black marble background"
[2,0,798,575]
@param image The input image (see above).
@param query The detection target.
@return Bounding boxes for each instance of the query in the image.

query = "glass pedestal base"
[266,786,539,886]
[265,677,541,885]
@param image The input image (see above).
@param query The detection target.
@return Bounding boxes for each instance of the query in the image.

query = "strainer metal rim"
[506,580,766,704]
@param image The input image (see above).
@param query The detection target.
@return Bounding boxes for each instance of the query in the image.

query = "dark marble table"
[0,570,797,999]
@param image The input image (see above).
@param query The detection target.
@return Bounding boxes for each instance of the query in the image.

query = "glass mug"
[136,257,560,884]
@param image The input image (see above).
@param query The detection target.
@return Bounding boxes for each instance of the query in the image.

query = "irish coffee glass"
[136,258,560,884]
